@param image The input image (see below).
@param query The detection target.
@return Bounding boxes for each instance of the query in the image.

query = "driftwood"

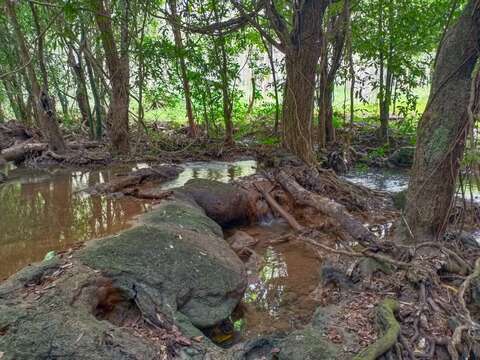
[276,171,376,244]
[95,166,181,194]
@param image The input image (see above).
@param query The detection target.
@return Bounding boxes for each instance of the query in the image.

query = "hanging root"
[353,299,401,360]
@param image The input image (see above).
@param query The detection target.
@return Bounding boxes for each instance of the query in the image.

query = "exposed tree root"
[276,170,377,244]
[352,299,401,360]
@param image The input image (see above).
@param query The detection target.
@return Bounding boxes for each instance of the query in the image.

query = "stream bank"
[1,156,479,359]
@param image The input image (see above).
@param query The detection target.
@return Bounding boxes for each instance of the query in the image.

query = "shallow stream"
[2,160,475,341]
[0,160,258,280]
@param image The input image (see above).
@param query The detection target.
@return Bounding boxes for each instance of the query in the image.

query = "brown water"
[228,221,323,338]
[0,163,153,281]
[0,160,258,281]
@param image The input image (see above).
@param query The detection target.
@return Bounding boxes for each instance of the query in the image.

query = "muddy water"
[227,221,323,338]
[0,163,154,280]
[0,160,258,281]
[345,167,480,203]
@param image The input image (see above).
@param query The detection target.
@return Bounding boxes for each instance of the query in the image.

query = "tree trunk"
[211,2,234,145]
[403,0,480,242]
[168,0,197,138]
[260,36,280,133]
[68,47,94,138]
[83,32,103,140]
[283,48,318,164]
[0,101,4,123]
[5,1,66,153]
[90,0,130,154]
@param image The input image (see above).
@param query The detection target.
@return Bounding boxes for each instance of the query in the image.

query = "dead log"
[276,171,376,244]
[254,183,303,231]
[0,142,48,162]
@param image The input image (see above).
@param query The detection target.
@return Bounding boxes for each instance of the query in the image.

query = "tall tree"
[318,0,351,148]
[403,0,480,242]
[4,0,66,152]
[168,0,198,138]
[233,0,336,163]
[89,0,130,154]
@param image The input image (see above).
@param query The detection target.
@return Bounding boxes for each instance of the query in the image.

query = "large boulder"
[0,198,246,359]
[79,199,246,329]
[277,327,339,360]
[178,179,250,226]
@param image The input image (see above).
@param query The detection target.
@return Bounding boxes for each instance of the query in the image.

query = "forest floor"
[1,121,479,359]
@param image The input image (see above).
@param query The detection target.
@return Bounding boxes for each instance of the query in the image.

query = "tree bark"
[83,31,103,140]
[5,1,66,153]
[280,0,330,164]
[276,171,376,244]
[212,2,234,145]
[90,0,130,154]
[260,36,280,133]
[404,0,480,242]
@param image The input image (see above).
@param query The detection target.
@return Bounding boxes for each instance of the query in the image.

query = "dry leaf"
[192,336,203,342]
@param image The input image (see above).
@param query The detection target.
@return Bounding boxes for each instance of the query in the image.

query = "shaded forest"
[0,0,480,359]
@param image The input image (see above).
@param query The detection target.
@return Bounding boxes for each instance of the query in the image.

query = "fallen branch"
[254,182,303,231]
[353,299,401,360]
[1,141,47,162]
[300,233,410,269]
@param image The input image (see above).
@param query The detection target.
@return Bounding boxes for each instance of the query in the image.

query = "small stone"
[227,231,258,252]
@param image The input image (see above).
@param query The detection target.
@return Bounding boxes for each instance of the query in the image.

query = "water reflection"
[344,168,480,203]
[0,165,152,280]
[161,160,257,189]
[245,247,288,317]
[237,222,321,337]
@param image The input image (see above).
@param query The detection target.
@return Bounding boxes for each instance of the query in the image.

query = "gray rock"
[227,231,258,252]
[80,199,246,329]
[0,197,247,359]
[0,171,6,183]
[277,327,339,360]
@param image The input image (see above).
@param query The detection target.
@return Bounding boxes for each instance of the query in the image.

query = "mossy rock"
[178,179,250,226]
[79,199,246,329]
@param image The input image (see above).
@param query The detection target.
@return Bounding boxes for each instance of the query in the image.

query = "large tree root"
[353,299,401,360]
[276,171,376,244]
